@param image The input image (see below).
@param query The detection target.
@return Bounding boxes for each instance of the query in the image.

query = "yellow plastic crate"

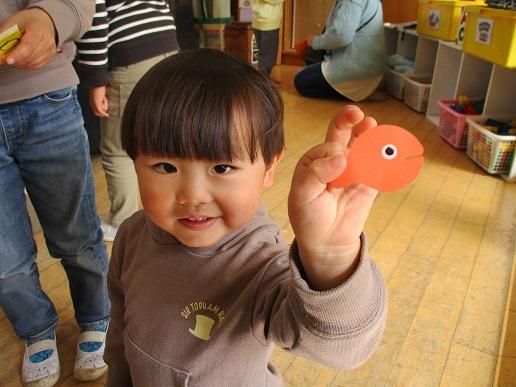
[417,1,485,41]
[463,6,516,68]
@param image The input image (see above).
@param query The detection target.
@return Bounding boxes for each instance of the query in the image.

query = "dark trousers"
[293,63,345,99]
[253,28,279,76]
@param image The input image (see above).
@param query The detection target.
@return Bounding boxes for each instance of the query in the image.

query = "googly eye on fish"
[381,144,398,160]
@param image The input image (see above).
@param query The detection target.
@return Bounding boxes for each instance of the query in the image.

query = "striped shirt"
[76,0,179,86]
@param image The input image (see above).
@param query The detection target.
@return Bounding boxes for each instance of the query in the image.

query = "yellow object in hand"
[0,25,22,54]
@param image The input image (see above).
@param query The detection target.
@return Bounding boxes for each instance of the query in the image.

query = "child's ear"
[263,150,284,187]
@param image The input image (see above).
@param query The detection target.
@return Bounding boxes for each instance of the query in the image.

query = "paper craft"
[331,124,424,192]
[294,40,308,58]
[0,24,22,54]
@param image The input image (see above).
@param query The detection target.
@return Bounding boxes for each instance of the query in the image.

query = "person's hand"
[0,8,57,69]
[306,34,315,47]
[288,105,378,290]
[89,86,110,118]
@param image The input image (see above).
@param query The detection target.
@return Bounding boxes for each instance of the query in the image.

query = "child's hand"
[288,105,378,290]
[89,86,110,118]
[0,8,57,69]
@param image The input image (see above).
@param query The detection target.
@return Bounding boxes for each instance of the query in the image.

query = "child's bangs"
[134,85,261,162]
[122,49,284,164]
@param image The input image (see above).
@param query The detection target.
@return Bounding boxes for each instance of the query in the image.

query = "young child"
[252,0,284,79]
[75,0,180,241]
[105,48,387,386]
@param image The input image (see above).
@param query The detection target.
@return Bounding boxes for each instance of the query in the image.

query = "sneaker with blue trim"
[73,323,108,382]
[22,333,60,387]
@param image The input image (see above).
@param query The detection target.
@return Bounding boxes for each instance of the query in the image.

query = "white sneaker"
[22,338,60,387]
[73,330,108,382]
[100,220,118,242]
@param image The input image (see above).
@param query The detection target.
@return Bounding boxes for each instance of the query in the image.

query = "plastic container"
[462,6,516,68]
[438,99,483,149]
[417,1,486,41]
[403,75,432,112]
[386,68,407,100]
[466,117,516,173]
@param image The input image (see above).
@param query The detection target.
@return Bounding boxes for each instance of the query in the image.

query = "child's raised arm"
[288,105,378,291]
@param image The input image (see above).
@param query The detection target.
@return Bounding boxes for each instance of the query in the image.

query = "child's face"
[134,151,281,247]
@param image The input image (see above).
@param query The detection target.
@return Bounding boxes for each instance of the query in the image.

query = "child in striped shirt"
[76,0,180,242]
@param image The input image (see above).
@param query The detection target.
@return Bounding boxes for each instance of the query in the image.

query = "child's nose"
[175,179,211,205]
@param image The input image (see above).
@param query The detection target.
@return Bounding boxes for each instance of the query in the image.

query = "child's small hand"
[288,105,378,290]
[0,8,57,69]
[89,86,110,118]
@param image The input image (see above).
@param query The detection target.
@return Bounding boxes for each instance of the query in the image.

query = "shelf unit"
[384,25,439,77]
[427,41,516,124]
[384,25,516,182]
[428,41,516,181]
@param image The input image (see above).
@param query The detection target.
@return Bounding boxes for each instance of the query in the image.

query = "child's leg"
[0,87,110,385]
[101,53,174,227]
[100,73,140,228]
[253,28,279,76]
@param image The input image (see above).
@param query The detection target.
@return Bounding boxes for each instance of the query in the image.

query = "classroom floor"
[1,65,515,386]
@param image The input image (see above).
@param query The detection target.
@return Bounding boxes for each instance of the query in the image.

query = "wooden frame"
[281,0,304,65]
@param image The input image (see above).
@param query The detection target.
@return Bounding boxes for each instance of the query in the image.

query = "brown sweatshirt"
[106,208,387,386]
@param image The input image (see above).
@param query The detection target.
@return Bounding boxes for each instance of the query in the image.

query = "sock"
[79,322,107,352]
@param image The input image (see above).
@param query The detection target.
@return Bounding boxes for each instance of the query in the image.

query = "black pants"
[294,63,345,99]
[253,28,279,76]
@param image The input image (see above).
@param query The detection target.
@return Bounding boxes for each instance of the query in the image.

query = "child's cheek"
[139,188,165,211]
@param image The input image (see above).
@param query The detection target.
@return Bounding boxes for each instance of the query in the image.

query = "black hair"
[121,48,284,165]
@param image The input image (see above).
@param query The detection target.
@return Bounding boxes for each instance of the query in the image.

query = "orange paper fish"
[331,124,424,192]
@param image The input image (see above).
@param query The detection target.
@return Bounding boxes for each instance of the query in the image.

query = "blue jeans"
[293,63,345,99]
[0,87,110,341]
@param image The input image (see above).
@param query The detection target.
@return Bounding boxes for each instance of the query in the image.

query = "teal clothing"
[312,0,386,89]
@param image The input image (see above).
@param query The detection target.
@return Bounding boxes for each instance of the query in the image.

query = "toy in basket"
[466,117,516,176]
[438,98,483,149]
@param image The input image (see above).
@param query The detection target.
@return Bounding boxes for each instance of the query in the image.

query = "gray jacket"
[0,0,95,104]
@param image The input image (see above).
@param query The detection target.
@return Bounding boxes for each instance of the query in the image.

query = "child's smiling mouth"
[179,217,217,231]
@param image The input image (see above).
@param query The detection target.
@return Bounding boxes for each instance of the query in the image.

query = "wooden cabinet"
[292,0,333,43]
[281,0,332,65]
[382,0,418,24]
[225,22,258,66]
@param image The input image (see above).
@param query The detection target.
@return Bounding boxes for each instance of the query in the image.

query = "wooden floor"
[1,65,515,386]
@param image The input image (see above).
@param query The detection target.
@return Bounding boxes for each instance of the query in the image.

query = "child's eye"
[211,164,234,175]
[154,163,177,174]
